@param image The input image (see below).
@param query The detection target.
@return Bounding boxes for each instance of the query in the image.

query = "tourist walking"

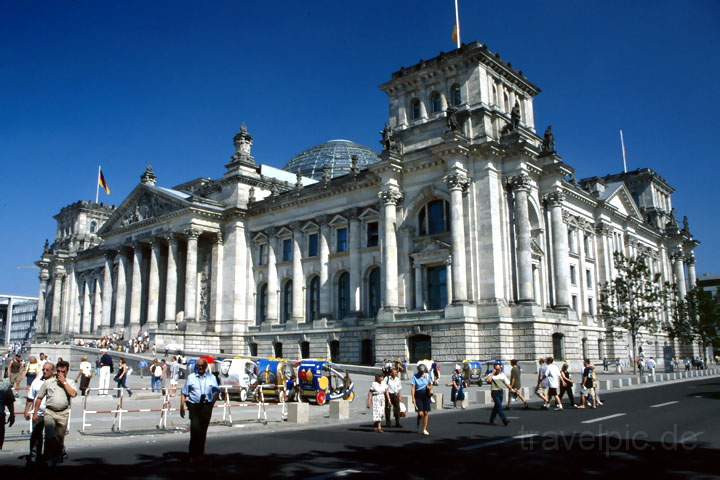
[98,349,113,395]
[486,361,514,426]
[559,362,577,408]
[367,373,389,432]
[0,377,15,450]
[115,358,133,397]
[579,359,599,408]
[507,359,528,409]
[545,357,563,410]
[169,356,181,396]
[449,365,466,409]
[151,360,164,393]
[25,356,40,387]
[8,354,24,390]
[411,363,432,435]
[646,357,657,376]
[180,357,219,461]
[76,356,93,396]
[384,368,402,428]
[32,359,77,466]
[535,357,549,406]
[24,362,52,464]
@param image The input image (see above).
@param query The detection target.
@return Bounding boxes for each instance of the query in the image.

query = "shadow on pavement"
[1,433,717,479]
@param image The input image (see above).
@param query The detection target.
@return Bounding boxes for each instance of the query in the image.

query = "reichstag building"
[34,41,700,366]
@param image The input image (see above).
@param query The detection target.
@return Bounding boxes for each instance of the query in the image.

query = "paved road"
[1,376,718,478]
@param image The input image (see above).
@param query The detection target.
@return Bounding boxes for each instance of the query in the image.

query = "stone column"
[210,232,224,329]
[102,253,113,328]
[319,222,330,318]
[164,235,178,326]
[50,268,65,333]
[510,174,533,303]
[36,267,50,334]
[92,277,102,331]
[266,230,279,323]
[184,229,200,322]
[291,227,304,322]
[672,250,687,298]
[414,261,424,310]
[546,191,570,307]
[81,278,91,333]
[349,214,362,313]
[686,254,697,289]
[114,252,127,328]
[146,240,161,329]
[445,168,470,303]
[446,259,453,307]
[379,184,402,310]
[129,243,143,329]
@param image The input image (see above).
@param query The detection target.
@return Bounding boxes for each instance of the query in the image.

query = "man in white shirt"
[24,362,52,464]
[383,368,403,428]
[485,362,515,426]
[545,357,564,410]
[535,358,549,407]
[646,357,657,376]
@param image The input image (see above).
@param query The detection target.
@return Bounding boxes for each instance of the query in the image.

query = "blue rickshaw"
[297,360,355,405]
[462,360,484,385]
[255,358,293,401]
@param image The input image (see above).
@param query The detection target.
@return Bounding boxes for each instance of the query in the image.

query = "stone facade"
[35,42,700,366]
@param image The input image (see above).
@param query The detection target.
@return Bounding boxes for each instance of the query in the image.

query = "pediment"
[98,185,191,235]
[606,184,642,220]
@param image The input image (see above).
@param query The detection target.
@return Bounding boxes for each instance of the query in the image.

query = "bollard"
[622,378,632,387]
[599,380,612,390]
[287,402,309,424]
[474,389,492,405]
[629,377,639,385]
[329,400,350,420]
[431,392,444,410]
[612,379,622,388]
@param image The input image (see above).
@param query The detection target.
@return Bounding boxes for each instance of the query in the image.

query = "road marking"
[581,413,626,424]
[335,470,362,477]
[679,431,704,444]
[459,434,538,451]
[649,401,678,408]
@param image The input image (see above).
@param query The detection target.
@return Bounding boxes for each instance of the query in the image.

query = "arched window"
[492,83,498,106]
[450,83,462,106]
[418,199,450,236]
[89,221,97,233]
[300,341,310,359]
[430,91,442,113]
[552,333,565,360]
[282,280,292,324]
[503,92,510,112]
[337,272,350,319]
[307,276,320,321]
[410,98,421,121]
[367,267,381,316]
[257,283,268,325]
[329,340,340,362]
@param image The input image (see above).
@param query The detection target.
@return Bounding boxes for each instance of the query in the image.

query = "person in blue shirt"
[411,363,432,435]
[180,357,219,460]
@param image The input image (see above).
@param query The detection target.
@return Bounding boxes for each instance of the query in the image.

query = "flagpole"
[96,165,101,203]
[619,129,628,173]
[454,0,461,49]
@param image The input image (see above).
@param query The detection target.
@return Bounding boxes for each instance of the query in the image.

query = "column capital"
[444,170,470,192]
[185,228,202,240]
[669,249,685,262]
[378,185,403,205]
[594,222,611,236]
[685,253,695,265]
[162,232,178,244]
[543,190,565,207]
[508,173,531,192]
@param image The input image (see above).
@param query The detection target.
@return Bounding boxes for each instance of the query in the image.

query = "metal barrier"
[81,387,171,432]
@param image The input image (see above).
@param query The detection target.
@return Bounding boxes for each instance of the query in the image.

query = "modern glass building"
[1,295,38,346]
[284,139,380,180]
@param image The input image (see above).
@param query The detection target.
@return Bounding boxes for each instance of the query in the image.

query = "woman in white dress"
[367,373,390,432]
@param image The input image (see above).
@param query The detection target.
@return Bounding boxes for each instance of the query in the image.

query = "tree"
[683,287,720,363]
[600,252,667,374]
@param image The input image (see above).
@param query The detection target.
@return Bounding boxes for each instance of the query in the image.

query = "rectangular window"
[282,238,292,262]
[584,235,592,257]
[366,222,379,247]
[258,244,267,265]
[570,265,577,285]
[568,230,574,253]
[586,269,592,288]
[571,295,578,311]
[308,233,318,257]
[588,298,594,315]
[336,228,348,253]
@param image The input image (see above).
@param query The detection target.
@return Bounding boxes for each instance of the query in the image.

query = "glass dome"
[284,139,380,180]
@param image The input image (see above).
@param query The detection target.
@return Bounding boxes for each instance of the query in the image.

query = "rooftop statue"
[542,125,556,155]
[445,106,460,132]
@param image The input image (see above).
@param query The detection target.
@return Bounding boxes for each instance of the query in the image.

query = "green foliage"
[681,286,720,358]
[600,252,667,369]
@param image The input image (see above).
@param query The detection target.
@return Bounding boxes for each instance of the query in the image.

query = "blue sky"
[1,1,718,296]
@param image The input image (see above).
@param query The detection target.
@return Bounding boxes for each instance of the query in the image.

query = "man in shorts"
[507,359,528,409]
[535,357,549,407]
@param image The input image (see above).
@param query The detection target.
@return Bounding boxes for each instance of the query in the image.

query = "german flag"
[98,167,111,195]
